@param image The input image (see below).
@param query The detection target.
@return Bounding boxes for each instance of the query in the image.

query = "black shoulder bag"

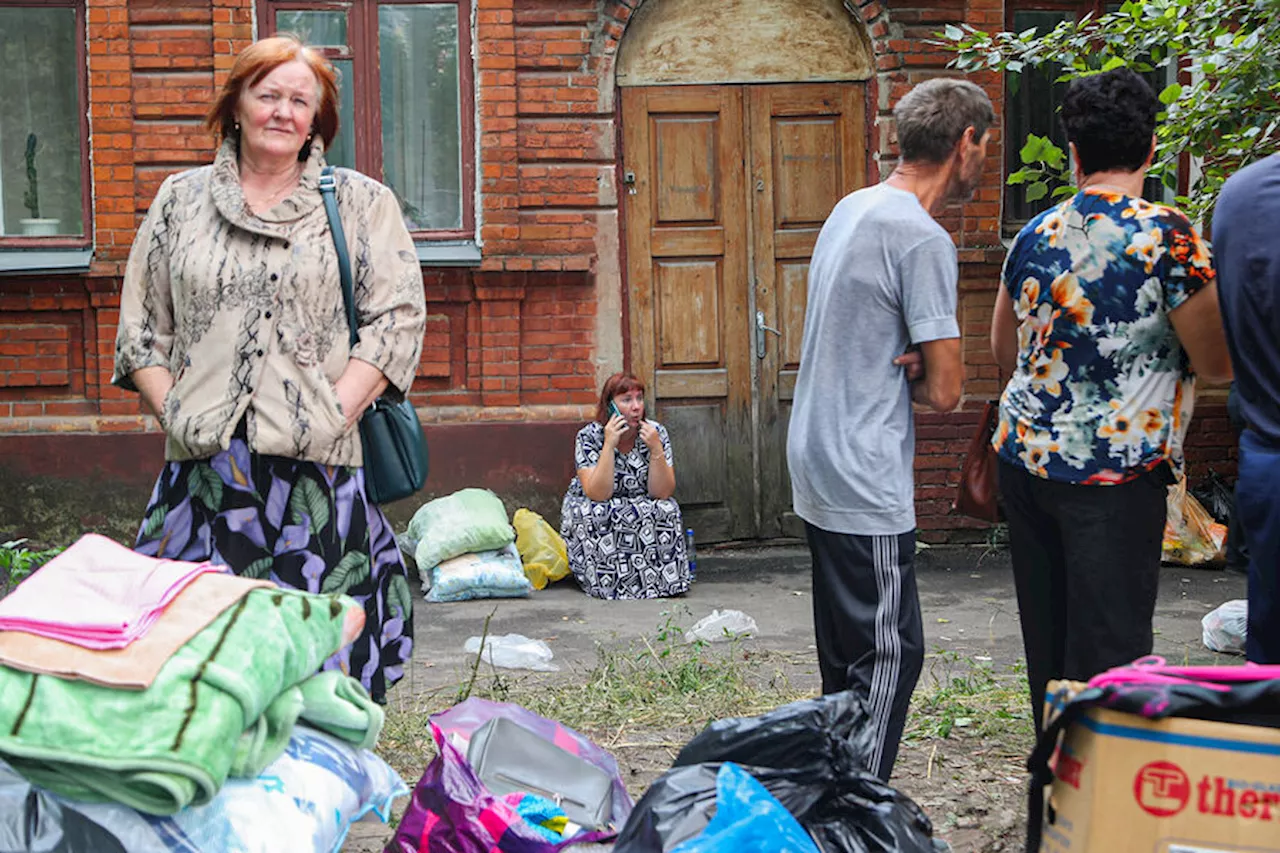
[319,166,428,504]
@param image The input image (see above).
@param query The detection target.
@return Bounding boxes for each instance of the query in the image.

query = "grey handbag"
[467,717,615,830]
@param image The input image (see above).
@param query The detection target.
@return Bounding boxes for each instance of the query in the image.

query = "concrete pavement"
[395,544,1249,697]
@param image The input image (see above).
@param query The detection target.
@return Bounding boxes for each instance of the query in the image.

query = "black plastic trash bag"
[1191,469,1234,526]
[0,762,126,853]
[614,691,939,853]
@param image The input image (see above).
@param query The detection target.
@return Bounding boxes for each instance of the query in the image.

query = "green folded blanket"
[297,670,384,751]
[0,587,379,814]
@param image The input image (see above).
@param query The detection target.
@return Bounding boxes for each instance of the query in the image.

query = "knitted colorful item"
[503,791,571,842]
[0,587,378,814]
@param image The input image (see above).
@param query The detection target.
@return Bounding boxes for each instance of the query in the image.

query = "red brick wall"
[0,0,1238,541]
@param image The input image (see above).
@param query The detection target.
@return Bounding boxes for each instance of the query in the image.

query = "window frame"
[1002,0,1178,233]
[0,0,91,249]
[258,0,476,242]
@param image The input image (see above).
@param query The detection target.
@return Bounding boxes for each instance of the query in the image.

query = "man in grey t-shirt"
[787,78,993,781]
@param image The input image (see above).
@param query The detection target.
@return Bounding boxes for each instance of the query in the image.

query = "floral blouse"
[566,421,674,500]
[993,190,1215,485]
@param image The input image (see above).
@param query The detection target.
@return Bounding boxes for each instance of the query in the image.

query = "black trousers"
[998,460,1166,732]
[805,523,923,782]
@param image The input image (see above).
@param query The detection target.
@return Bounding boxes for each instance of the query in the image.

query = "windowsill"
[0,247,94,274]
[415,240,481,267]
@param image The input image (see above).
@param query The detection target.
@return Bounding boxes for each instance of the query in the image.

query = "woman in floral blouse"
[113,36,425,703]
[989,69,1232,728]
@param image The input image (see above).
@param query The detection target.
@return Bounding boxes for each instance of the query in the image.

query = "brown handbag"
[953,400,1003,523]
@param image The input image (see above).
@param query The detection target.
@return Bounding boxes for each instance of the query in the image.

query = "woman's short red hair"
[204,34,340,160]
[595,372,646,425]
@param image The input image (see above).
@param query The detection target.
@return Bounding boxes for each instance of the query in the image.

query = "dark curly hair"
[1060,68,1158,175]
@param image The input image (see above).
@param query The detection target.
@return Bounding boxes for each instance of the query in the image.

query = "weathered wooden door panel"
[622,86,754,542]
[751,84,866,537]
[623,82,865,543]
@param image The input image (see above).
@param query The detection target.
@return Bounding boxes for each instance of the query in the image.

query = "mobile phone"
[608,400,628,428]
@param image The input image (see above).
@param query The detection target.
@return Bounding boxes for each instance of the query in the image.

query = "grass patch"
[375,617,1034,793]
[376,607,810,785]
[906,648,1032,744]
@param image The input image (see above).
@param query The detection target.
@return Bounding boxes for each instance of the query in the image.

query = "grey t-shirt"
[786,183,960,536]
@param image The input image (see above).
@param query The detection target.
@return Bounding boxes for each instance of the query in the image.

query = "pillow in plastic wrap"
[408,488,516,572]
[426,543,533,603]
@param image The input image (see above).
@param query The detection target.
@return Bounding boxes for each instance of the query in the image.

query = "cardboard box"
[1041,707,1280,852]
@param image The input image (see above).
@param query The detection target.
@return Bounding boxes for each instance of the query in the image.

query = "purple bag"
[387,698,633,852]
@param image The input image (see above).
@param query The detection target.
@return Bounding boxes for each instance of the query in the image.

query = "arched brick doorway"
[616,0,875,540]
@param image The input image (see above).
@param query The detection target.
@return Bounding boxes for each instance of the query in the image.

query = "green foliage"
[908,649,1031,741]
[1008,133,1072,206]
[0,539,63,593]
[938,0,1280,221]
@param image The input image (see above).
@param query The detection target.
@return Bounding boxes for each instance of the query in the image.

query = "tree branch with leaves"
[938,0,1280,222]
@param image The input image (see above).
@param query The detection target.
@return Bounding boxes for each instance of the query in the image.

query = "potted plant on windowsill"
[19,133,60,237]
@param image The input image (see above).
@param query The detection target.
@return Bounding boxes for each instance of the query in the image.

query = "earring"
[234,121,240,132]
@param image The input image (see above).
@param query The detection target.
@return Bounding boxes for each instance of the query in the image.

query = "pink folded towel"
[0,533,225,650]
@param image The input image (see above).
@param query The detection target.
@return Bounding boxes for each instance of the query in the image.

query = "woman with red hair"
[560,372,690,598]
[113,36,425,703]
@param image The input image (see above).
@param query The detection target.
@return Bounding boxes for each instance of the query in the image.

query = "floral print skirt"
[133,436,414,702]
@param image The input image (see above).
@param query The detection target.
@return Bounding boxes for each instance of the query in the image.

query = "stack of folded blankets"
[404,488,533,602]
[0,533,392,842]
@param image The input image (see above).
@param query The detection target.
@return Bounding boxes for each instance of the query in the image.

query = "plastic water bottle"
[685,528,697,583]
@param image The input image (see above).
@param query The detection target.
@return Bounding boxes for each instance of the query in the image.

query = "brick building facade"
[0,0,1232,542]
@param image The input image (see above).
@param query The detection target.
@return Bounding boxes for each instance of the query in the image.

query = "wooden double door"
[622,82,867,542]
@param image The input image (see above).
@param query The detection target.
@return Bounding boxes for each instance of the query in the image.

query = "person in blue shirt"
[1211,154,1280,663]
[990,69,1232,724]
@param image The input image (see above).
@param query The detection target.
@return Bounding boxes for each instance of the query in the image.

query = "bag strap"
[319,165,359,349]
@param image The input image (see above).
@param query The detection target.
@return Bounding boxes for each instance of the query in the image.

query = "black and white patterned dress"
[560,421,690,599]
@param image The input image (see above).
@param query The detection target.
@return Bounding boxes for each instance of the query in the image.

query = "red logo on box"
[1057,752,1084,789]
[1133,761,1191,817]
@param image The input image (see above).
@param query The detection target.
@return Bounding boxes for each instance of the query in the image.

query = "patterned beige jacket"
[113,138,426,467]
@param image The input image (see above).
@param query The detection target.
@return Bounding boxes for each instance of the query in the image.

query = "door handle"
[755,310,781,359]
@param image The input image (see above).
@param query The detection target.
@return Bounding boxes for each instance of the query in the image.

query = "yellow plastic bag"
[1162,477,1226,566]
[513,508,569,590]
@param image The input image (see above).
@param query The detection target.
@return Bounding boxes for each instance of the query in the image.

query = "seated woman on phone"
[560,372,691,599]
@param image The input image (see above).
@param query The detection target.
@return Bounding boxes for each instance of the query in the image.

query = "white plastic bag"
[1202,599,1248,655]
[685,609,758,643]
[464,633,559,671]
